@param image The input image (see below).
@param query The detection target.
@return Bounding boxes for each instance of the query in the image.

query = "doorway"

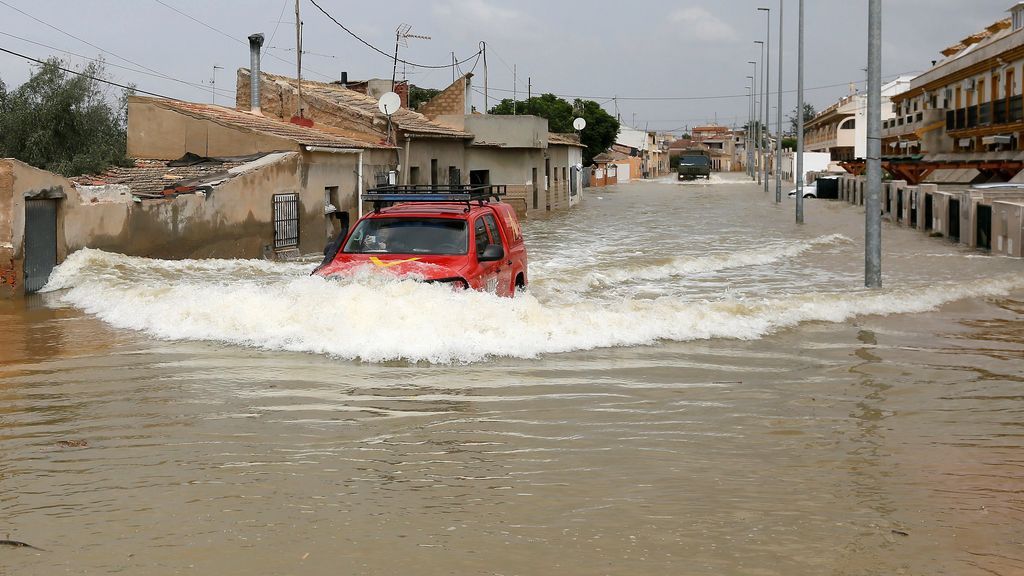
[532,167,538,210]
[23,199,58,293]
[948,198,961,242]
[976,204,992,250]
[924,194,933,230]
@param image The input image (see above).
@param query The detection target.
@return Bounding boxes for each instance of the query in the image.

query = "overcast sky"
[0,0,1014,134]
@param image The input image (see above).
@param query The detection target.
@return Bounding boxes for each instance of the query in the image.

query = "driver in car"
[362,228,390,252]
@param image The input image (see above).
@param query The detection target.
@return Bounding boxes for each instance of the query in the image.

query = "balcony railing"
[946,95,1024,131]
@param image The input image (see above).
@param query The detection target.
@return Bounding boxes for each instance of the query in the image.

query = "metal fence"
[272,193,299,250]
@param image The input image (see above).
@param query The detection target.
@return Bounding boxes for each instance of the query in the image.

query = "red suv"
[313,187,528,297]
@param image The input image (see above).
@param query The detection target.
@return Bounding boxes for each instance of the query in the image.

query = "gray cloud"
[0,0,1011,134]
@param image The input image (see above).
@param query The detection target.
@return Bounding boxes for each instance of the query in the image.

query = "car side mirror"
[478,244,504,262]
[312,212,350,274]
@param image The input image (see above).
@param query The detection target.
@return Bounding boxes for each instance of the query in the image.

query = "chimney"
[340,71,348,87]
[248,33,264,115]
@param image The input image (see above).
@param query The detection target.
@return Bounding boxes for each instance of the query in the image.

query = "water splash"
[42,248,1024,364]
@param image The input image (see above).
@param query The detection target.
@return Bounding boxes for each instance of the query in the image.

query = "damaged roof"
[251,70,473,139]
[71,153,295,198]
[139,96,393,150]
[547,132,586,147]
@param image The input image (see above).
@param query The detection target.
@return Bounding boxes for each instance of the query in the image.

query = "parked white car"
[787,183,817,198]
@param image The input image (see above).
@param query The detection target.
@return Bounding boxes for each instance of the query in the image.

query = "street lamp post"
[866,0,882,287]
[748,62,757,180]
[796,0,805,223]
[758,7,771,194]
[747,76,755,178]
[775,0,784,203]
[755,40,765,187]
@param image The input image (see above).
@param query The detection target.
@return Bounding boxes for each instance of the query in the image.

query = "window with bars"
[273,193,299,250]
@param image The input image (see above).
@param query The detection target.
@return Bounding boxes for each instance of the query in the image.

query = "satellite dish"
[378,92,402,115]
[573,117,587,131]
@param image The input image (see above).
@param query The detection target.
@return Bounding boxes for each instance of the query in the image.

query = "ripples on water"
[2,177,1024,575]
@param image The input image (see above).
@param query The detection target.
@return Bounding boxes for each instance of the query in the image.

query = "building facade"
[880,6,1024,168]
[804,77,912,162]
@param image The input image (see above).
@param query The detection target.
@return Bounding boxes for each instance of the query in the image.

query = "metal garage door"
[23,198,58,293]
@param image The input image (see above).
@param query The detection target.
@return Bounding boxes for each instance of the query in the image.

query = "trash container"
[816,177,839,199]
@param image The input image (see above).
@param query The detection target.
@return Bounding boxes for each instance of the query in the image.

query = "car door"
[482,213,513,296]
[473,216,501,293]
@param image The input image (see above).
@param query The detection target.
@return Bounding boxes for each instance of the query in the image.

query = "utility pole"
[528,76,531,100]
[759,7,771,194]
[748,62,757,179]
[796,0,805,223]
[482,41,488,112]
[866,0,882,287]
[295,0,302,117]
[452,52,456,83]
[513,64,517,115]
[749,78,757,177]
[776,0,784,203]
[755,40,765,187]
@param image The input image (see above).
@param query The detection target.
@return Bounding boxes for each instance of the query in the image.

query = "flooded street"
[3,175,1024,575]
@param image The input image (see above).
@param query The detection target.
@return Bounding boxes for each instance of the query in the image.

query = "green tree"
[787,103,817,136]
[408,84,440,110]
[489,93,619,165]
[0,58,131,176]
[489,93,575,132]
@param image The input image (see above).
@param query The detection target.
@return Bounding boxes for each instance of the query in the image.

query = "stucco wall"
[127,97,299,160]
[464,115,548,149]
[404,139,466,186]
[0,159,73,297]
[465,147,545,215]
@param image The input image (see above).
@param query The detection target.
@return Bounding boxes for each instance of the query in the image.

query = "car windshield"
[680,156,710,166]
[343,218,468,255]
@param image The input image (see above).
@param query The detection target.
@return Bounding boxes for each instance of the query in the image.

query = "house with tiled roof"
[124,94,398,257]
[237,69,473,192]
[546,132,586,208]
[1,88,406,296]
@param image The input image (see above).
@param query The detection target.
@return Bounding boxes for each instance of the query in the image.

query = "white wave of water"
[43,248,1024,364]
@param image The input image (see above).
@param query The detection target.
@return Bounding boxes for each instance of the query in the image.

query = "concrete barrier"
[992,200,1024,257]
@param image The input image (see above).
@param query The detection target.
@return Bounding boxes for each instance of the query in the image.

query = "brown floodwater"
[2,175,1023,575]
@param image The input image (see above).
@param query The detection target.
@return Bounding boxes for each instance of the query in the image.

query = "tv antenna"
[208,64,223,105]
[391,23,431,90]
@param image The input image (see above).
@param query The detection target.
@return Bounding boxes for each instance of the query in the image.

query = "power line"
[307,0,481,69]
[264,0,290,58]
[0,31,234,98]
[0,46,174,99]
[0,0,231,98]
[149,0,334,81]
[479,72,917,103]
